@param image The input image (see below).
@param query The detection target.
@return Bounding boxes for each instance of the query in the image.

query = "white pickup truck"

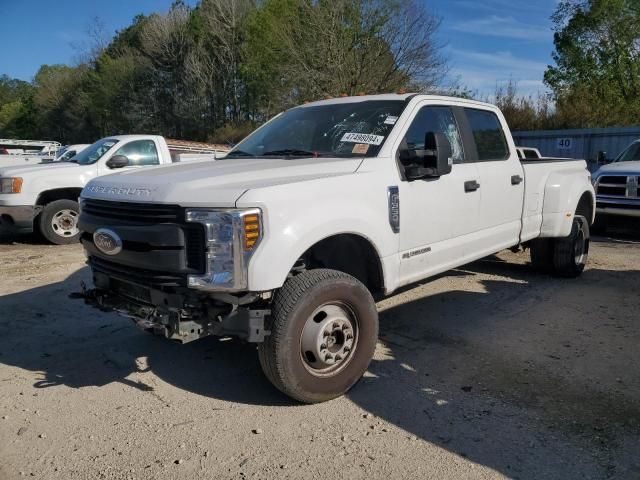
[0,144,90,168]
[0,135,228,244]
[77,94,595,403]
[0,139,62,167]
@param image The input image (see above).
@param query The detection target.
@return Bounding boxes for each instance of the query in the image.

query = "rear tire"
[258,269,378,404]
[38,199,81,245]
[552,215,590,278]
[529,238,554,272]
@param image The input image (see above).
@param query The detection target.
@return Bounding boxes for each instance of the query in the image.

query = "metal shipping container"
[513,126,640,171]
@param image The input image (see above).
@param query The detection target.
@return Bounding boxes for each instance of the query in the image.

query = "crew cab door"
[395,103,481,286]
[97,139,161,176]
[458,107,524,257]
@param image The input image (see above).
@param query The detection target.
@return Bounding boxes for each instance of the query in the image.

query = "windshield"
[226,100,406,159]
[69,138,119,165]
[615,142,640,162]
[55,146,69,160]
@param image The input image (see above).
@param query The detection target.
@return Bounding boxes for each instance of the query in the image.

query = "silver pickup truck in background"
[592,139,640,231]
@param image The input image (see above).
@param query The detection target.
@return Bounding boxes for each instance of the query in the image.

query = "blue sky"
[0,0,558,97]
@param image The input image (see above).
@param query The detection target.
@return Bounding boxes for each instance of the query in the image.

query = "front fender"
[237,174,398,292]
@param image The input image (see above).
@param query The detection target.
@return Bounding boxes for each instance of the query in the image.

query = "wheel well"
[36,188,83,206]
[296,234,384,295]
[576,192,594,225]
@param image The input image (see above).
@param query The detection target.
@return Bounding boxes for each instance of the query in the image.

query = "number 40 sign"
[557,138,572,150]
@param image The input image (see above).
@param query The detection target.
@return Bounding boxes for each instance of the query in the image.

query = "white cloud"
[447,49,549,97]
[452,0,557,15]
[451,15,551,41]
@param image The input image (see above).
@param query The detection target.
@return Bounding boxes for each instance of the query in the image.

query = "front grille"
[82,199,182,223]
[90,256,187,288]
[82,199,207,274]
[596,175,639,198]
[596,202,640,210]
[184,224,206,271]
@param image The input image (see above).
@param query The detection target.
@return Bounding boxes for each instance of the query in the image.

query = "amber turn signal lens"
[243,214,261,249]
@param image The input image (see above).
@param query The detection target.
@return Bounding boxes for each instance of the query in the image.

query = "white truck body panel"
[79,94,594,295]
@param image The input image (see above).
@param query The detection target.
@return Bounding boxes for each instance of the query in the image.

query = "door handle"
[464,180,480,192]
[511,174,523,185]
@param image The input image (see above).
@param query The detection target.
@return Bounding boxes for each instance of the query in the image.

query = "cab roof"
[300,93,497,110]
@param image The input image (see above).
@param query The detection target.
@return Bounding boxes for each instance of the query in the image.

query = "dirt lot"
[0,229,639,480]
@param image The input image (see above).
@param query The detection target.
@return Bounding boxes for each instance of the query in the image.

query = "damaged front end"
[75,275,270,344]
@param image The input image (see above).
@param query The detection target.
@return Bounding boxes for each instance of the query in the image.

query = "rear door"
[459,107,524,257]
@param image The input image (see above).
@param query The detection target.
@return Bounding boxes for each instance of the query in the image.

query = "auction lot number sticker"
[341,132,385,145]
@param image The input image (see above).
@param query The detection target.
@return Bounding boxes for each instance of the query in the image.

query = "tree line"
[0,0,445,144]
[0,0,638,144]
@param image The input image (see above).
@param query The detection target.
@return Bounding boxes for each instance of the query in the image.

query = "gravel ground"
[0,228,639,480]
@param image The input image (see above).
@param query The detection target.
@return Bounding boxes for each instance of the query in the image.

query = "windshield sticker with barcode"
[384,116,398,125]
[341,132,385,145]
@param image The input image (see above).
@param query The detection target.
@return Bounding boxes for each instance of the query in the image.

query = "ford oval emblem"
[93,228,123,256]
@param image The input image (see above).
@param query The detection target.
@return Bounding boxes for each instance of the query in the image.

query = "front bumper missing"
[76,283,271,344]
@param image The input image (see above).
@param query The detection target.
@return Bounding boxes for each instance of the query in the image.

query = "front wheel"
[38,199,81,245]
[258,269,378,403]
[553,215,590,278]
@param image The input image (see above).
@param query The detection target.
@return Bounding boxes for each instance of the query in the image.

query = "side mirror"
[402,132,452,180]
[106,155,129,169]
[597,151,608,164]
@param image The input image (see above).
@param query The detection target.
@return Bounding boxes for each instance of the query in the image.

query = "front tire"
[38,199,81,245]
[258,269,378,403]
[553,215,590,278]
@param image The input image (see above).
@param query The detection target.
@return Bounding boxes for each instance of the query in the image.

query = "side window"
[114,140,159,166]
[60,150,76,161]
[464,108,510,161]
[403,106,464,164]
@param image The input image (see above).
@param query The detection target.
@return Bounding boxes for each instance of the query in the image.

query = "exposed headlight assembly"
[185,208,262,291]
[0,177,23,194]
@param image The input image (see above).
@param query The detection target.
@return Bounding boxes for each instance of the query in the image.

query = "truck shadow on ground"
[0,232,47,245]
[1,244,639,479]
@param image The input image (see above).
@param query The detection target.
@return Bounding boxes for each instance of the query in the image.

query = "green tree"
[244,0,445,113]
[545,0,640,127]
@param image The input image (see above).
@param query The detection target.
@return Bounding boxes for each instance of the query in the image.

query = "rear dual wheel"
[529,215,589,278]
[258,269,378,404]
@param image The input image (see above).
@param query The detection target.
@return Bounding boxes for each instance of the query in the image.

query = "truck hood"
[0,161,84,177]
[82,157,363,206]
[595,161,640,176]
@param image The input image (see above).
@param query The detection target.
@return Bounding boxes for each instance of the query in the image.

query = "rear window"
[465,108,510,161]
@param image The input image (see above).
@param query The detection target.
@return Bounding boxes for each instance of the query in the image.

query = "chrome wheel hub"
[51,209,79,237]
[574,220,589,265]
[300,302,358,376]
